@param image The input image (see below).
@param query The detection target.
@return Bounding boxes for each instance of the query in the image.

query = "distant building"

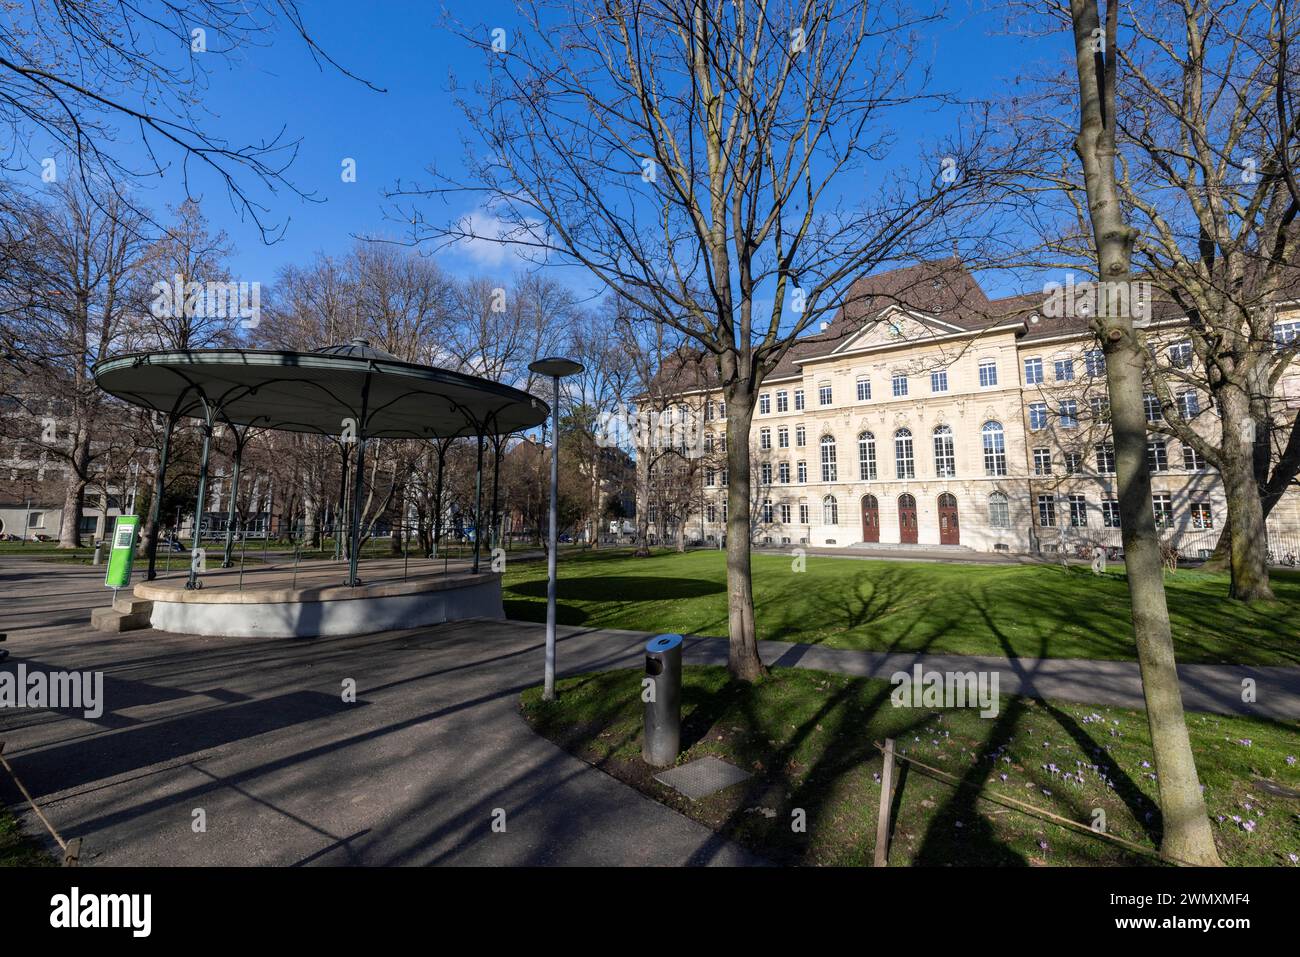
[641,259,1300,558]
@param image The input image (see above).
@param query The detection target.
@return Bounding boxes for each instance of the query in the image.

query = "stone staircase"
[90,595,154,633]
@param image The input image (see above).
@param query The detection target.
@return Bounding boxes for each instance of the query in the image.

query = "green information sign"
[104,515,140,589]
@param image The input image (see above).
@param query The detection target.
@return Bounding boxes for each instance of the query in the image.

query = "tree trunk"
[1069,0,1220,866]
[724,386,765,682]
[1217,387,1275,600]
[58,426,91,548]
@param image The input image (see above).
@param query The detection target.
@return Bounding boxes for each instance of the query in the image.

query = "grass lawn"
[0,806,54,867]
[502,549,1300,666]
[521,666,1300,867]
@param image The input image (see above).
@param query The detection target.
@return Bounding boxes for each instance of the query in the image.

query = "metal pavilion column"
[490,430,503,552]
[187,400,216,590]
[221,424,249,568]
[346,370,373,587]
[472,430,485,574]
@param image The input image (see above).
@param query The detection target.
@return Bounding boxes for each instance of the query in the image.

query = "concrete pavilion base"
[132,557,504,638]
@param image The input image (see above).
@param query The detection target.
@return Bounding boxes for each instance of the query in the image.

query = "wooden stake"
[874,737,896,867]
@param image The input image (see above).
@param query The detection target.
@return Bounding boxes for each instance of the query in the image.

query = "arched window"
[823,494,839,526]
[988,491,1010,528]
[982,421,1007,476]
[933,425,955,477]
[894,428,915,479]
[858,431,877,481]
[820,435,838,482]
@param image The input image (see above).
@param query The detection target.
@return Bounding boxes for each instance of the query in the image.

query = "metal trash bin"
[642,633,683,766]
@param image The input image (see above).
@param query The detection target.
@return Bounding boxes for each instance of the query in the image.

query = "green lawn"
[0,807,55,867]
[501,549,1300,666]
[522,666,1300,867]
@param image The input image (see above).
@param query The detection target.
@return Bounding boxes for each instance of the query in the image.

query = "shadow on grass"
[505,575,725,601]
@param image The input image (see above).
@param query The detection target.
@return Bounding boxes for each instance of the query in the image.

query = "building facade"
[642,261,1300,559]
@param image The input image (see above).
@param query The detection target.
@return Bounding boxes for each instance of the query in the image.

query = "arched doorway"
[860,494,880,543]
[938,493,960,545]
[898,494,918,544]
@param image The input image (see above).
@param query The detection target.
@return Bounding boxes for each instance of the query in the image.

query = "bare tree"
[1067,0,1221,865]
[396,0,1015,680]
[1,180,152,547]
[1019,0,1300,600]
[0,0,380,240]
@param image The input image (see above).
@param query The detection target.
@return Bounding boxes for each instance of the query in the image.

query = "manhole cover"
[654,756,752,801]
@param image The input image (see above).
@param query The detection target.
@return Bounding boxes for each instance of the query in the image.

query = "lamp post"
[528,357,583,701]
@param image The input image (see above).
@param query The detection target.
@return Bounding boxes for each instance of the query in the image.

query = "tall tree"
[399,0,1015,680]
[1067,0,1222,865]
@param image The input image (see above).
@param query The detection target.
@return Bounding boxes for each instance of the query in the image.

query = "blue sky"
[34,1,1050,299]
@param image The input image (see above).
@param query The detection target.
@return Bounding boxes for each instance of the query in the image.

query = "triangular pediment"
[828,305,966,355]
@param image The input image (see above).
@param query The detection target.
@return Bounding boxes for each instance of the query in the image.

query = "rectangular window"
[1059,400,1079,428]
[1168,341,1193,368]
[1024,357,1044,385]
[704,401,714,422]
[759,393,771,415]
[856,378,871,401]
[859,437,877,481]
[797,461,807,483]
[1102,500,1120,528]
[762,500,773,523]
[821,441,837,482]
[1191,502,1213,529]
[794,389,805,410]
[780,503,792,524]
[1096,443,1115,474]
[776,390,788,413]
[705,504,716,523]
[1033,447,1052,475]
[1275,320,1300,350]
[759,428,771,450]
[895,432,915,479]
[1147,440,1168,472]
[778,426,789,448]
[989,495,1010,528]
[1029,402,1048,430]
[931,370,948,393]
[891,374,909,397]
[706,468,715,487]
[1144,393,1161,423]
[760,462,772,485]
[1065,452,1082,474]
[1153,493,1173,528]
[1088,395,1109,419]
[1054,358,1074,382]
[1037,495,1056,527]
[818,383,833,406]
[799,503,809,524]
[1069,494,1088,527]
[1183,446,1206,470]
[1177,391,1200,418]
[978,359,998,387]
[779,462,790,484]
[795,425,806,448]
[1084,349,1105,377]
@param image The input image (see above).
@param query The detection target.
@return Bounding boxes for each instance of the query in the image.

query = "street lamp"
[528,356,584,701]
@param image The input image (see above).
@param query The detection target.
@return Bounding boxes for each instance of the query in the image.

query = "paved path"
[0,558,758,866]
[1,556,1295,869]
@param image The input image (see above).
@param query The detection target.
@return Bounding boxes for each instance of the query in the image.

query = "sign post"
[104,515,140,597]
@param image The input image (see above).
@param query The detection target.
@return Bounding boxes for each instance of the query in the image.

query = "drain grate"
[654,756,752,801]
